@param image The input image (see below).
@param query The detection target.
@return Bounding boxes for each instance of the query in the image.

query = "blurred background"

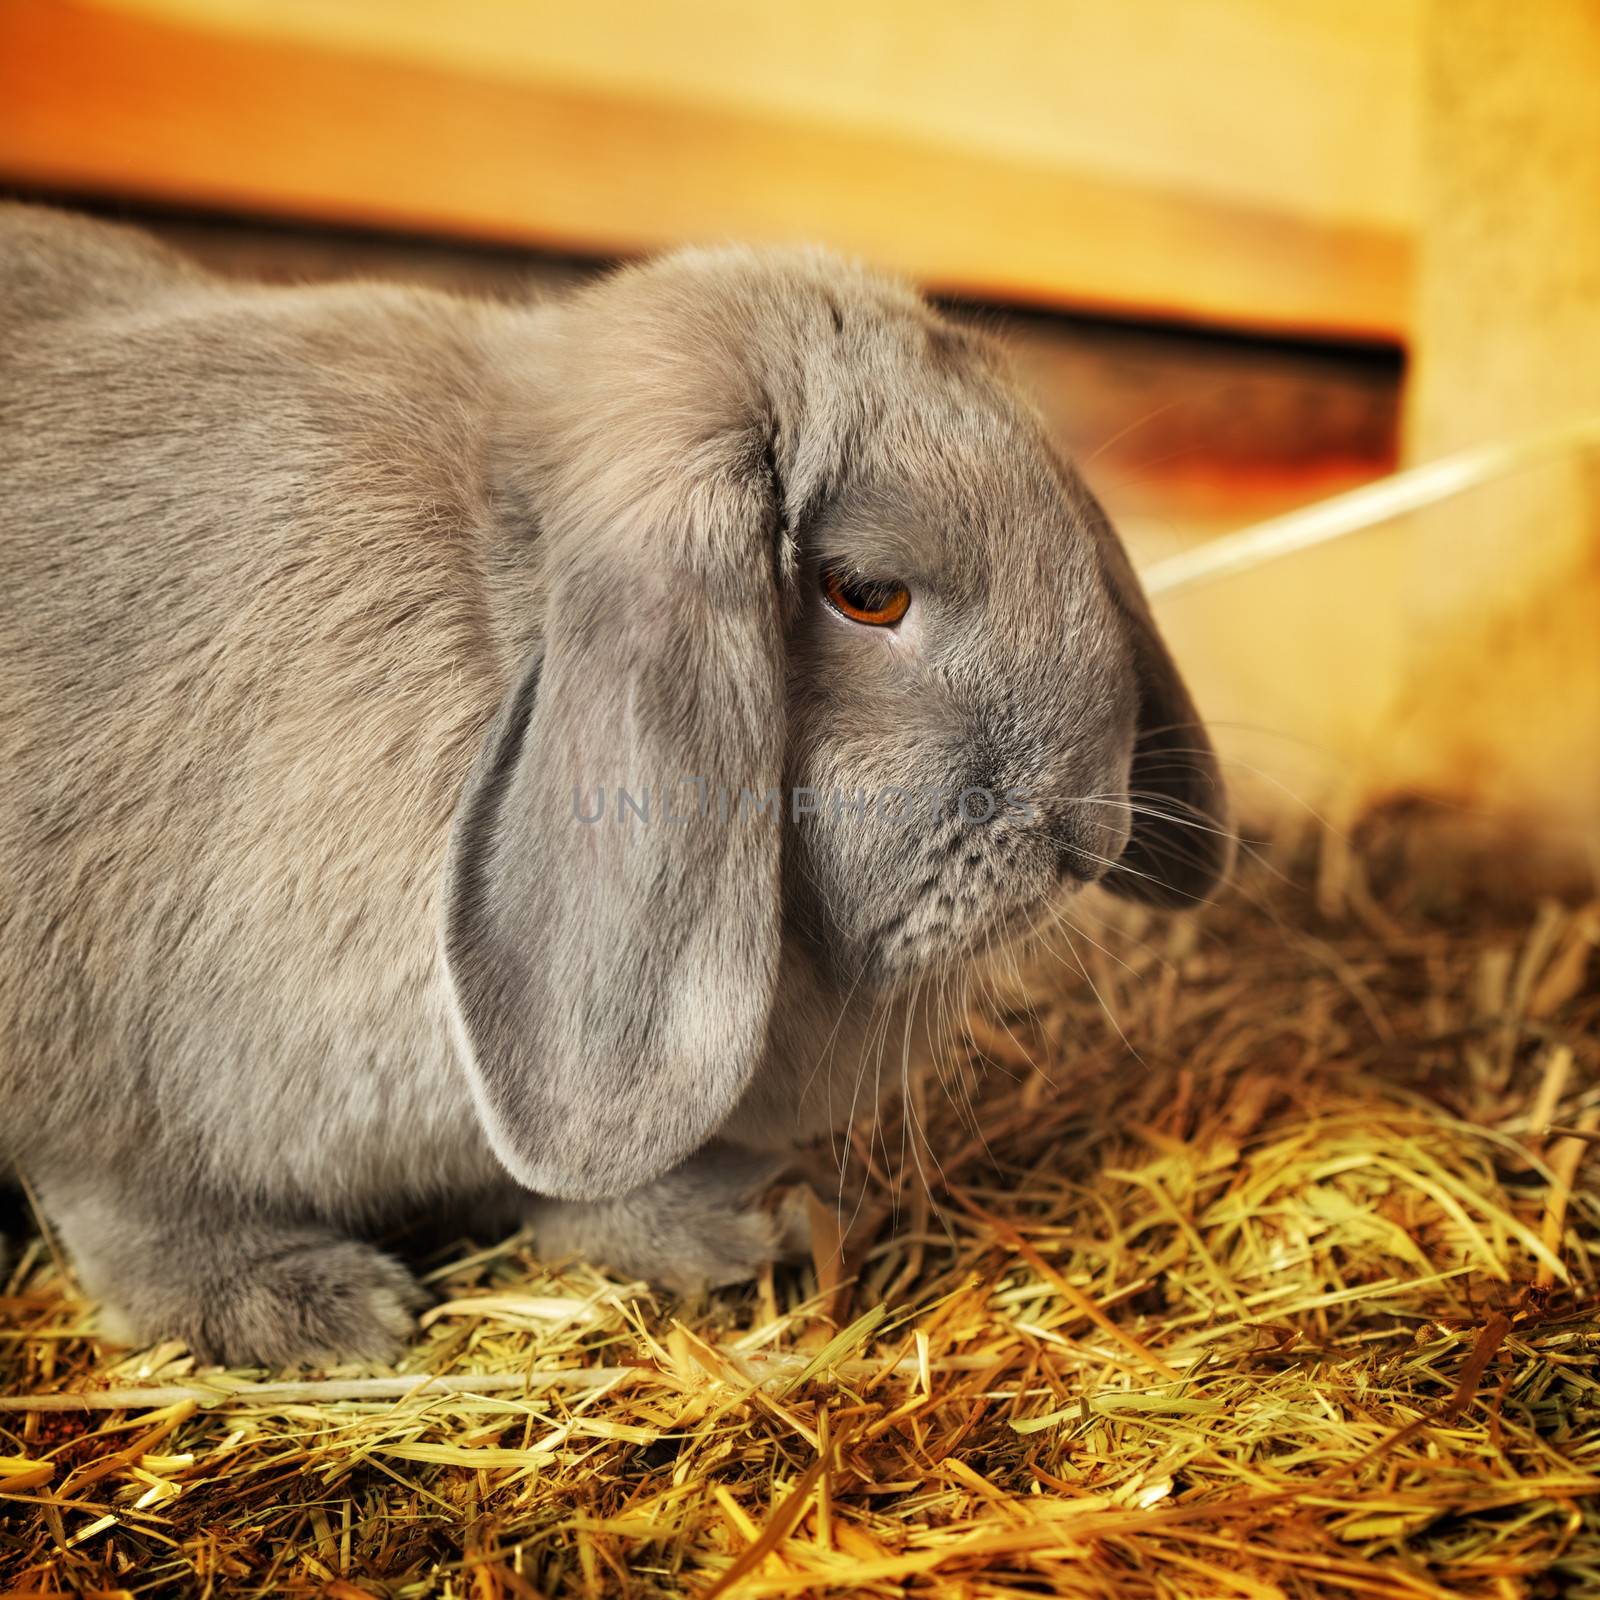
[3,0,1597,854]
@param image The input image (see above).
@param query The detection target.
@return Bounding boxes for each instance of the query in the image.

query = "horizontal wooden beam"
[0,0,1410,340]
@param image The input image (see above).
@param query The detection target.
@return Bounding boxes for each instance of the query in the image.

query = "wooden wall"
[1153,0,1600,847]
[1,0,1419,339]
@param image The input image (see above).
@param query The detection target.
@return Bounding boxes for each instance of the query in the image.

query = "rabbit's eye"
[821,566,911,627]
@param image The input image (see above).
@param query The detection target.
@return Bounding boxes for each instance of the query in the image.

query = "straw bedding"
[2,805,1597,1597]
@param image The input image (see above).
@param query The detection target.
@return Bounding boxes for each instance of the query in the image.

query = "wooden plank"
[1393,0,1600,832]
[1154,0,1600,839]
[117,0,1423,242]
[0,0,1410,338]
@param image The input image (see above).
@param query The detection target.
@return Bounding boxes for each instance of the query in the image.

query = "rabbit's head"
[443,248,1228,1199]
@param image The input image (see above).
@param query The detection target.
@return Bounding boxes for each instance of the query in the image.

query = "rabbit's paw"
[528,1145,810,1292]
[168,1235,426,1366]
[49,1194,426,1367]
[656,1203,787,1292]
[534,1197,789,1291]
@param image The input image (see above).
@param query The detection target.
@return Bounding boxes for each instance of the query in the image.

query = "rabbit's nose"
[1058,844,1107,884]
[1053,796,1133,884]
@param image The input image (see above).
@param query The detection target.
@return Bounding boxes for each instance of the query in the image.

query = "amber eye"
[821,566,911,627]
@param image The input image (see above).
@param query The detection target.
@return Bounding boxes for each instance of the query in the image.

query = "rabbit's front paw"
[528,1145,810,1291]
[170,1235,426,1366]
[535,1198,792,1291]
[48,1191,427,1367]
[656,1203,786,1292]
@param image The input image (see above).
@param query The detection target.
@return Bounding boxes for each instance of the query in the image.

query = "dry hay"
[2,806,1598,1598]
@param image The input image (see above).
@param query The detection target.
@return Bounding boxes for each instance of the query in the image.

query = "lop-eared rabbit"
[0,206,1228,1364]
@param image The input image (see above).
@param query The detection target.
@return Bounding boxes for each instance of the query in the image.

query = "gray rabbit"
[0,205,1227,1364]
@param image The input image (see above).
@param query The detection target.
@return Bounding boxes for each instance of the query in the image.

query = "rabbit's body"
[3,219,510,1204]
[1,206,1226,1363]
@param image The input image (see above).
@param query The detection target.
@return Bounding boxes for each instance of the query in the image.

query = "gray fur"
[0,205,1226,1364]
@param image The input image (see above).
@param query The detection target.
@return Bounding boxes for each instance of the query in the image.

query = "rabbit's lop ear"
[1085,493,1232,908]
[443,443,787,1202]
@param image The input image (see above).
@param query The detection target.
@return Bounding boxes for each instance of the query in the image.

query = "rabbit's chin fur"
[0,205,1228,1366]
